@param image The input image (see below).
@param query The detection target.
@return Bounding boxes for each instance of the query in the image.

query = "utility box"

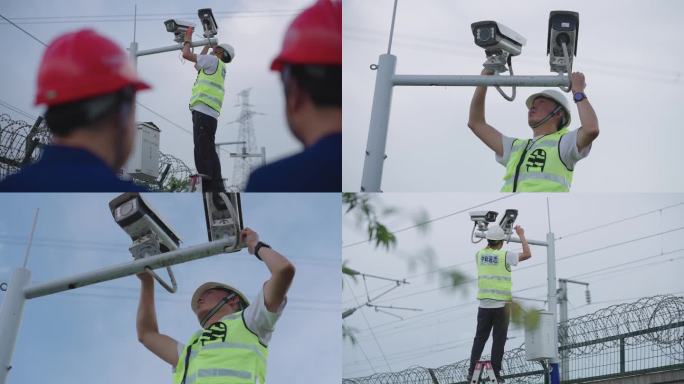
[525,311,557,361]
[125,122,160,183]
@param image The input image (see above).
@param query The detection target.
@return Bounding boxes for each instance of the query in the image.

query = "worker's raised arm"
[241,228,295,313]
[182,27,197,63]
[467,68,504,157]
[136,273,180,367]
[571,72,599,152]
[514,225,531,262]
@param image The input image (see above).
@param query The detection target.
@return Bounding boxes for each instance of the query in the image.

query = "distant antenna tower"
[228,88,265,190]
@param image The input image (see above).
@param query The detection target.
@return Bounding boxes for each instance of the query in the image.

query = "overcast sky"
[0,0,311,187]
[343,0,684,192]
[342,193,684,379]
[0,193,341,384]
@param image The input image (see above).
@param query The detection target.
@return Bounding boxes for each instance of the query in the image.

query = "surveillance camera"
[471,21,526,58]
[198,8,218,39]
[203,192,245,251]
[109,193,180,293]
[469,211,498,223]
[498,209,519,234]
[547,11,579,74]
[164,19,196,43]
[109,193,181,257]
[469,210,499,233]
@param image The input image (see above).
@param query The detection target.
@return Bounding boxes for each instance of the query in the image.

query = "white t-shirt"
[478,250,519,309]
[496,129,591,170]
[190,54,220,119]
[175,287,287,358]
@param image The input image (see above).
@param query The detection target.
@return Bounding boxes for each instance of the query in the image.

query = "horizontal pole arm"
[393,74,570,88]
[136,38,218,57]
[24,237,236,299]
[474,232,548,247]
[558,278,589,286]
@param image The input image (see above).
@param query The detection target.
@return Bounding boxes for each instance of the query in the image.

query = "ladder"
[470,361,499,384]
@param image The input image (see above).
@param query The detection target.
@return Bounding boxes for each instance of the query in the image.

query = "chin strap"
[200,292,237,328]
[530,105,563,129]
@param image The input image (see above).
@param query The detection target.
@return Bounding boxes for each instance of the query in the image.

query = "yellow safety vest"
[476,248,512,302]
[501,128,573,192]
[173,311,268,384]
[189,59,226,114]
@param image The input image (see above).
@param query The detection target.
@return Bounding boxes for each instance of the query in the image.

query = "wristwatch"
[573,92,587,103]
[254,241,271,261]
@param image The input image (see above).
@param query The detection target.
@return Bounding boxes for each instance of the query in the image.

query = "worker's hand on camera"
[570,72,586,93]
[481,68,495,76]
[514,225,525,236]
[240,227,259,255]
[184,26,194,42]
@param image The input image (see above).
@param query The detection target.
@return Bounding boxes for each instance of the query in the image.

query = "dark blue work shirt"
[0,144,146,192]
[245,133,341,192]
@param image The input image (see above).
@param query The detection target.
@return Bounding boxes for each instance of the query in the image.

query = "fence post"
[619,337,625,373]
[427,368,439,384]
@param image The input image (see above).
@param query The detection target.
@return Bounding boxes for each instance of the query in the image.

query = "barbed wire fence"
[344,295,684,384]
[0,113,195,191]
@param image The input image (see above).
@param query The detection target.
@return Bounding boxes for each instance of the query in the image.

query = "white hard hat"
[526,89,571,129]
[486,225,506,241]
[191,281,249,313]
[217,43,235,63]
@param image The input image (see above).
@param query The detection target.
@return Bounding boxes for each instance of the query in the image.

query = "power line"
[0,13,47,46]
[0,100,37,121]
[556,201,684,241]
[350,247,684,338]
[0,9,303,25]
[136,101,193,136]
[344,200,684,306]
[365,226,684,304]
[345,275,392,373]
[342,194,517,249]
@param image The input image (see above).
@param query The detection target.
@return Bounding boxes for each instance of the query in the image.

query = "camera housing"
[109,193,180,293]
[164,19,196,43]
[470,210,498,232]
[471,20,526,100]
[498,209,519,235]
[203,192,245,251]
[547,11,579,74]
[471,21,526,58]
[198,8,218,39]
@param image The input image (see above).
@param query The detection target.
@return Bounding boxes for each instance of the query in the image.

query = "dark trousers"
[468,305,510,378]
[192,110,225,192]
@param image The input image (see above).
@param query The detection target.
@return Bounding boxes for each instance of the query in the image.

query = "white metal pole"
[558,279,569,382]
[129,41,139,68]
[546,232,560,384]
[393,74,570,87]
[136,38,217,57]
[386,0,399,54]
[474,232,548,247]
[361,54,397,192]
[0,268,30,384]
[24,237,235,299]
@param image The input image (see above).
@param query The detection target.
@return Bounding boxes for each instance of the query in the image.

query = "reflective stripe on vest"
[501,128,573,193]
[476,248,512,301]
[189,60,226,114]
[173,310,268,384]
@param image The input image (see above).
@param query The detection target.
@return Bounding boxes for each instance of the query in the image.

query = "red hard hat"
[270,0,341,71]
[35,29,150,106]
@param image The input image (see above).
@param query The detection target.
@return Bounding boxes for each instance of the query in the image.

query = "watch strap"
[254,241,271,261]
